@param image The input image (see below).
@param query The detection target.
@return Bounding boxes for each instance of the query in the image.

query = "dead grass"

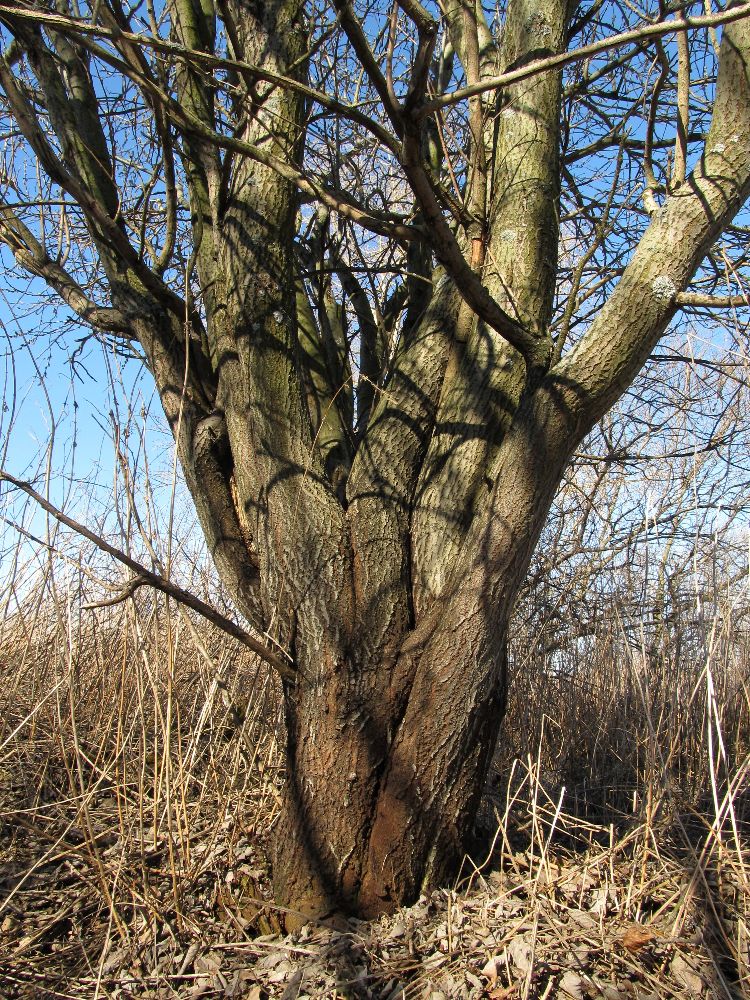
[0,565,748,999]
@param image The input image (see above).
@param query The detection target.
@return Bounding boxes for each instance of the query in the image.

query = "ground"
[0,601,747,998]
[1,753,746,999]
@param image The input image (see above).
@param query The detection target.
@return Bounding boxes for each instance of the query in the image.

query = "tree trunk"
[270,377,573,924]
[263,16,750,901]
[272,619,511,925]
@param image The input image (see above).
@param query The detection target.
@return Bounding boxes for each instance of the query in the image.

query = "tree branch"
[420,3,750,117]
[0,2,399,152]
[0,203,131,333]
[0,469,295,682]
[552,14,750,427]
[0,52,192,323]
[675,291,749,308]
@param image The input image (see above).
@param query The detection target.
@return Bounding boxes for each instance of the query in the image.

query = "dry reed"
[0,545,747,998]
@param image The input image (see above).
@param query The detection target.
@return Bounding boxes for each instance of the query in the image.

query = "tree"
[1,0,749,924]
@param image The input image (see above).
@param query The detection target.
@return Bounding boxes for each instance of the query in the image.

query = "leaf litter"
[1,786,744,999]
[0,605,747,998]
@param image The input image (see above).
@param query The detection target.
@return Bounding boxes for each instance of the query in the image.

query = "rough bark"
[275,15,750,923]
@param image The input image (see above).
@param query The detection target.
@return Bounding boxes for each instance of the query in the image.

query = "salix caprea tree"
[1,0,749,922]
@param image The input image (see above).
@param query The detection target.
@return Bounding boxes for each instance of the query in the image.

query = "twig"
[0,469,296,683]
[419,3,750,116]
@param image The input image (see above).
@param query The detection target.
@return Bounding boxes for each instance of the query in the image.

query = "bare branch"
[0,470,296,682]
[672,16,691,188]
[0,2,399,152]
[0,203,131,333]
[420,3,750,117]
[675,291,749,307]
[28,29,417,244]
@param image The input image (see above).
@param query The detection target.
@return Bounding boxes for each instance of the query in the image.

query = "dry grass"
[0,561,748,998]
[0,575,285,997]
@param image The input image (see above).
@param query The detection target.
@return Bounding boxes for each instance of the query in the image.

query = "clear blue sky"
[0,248,198,591]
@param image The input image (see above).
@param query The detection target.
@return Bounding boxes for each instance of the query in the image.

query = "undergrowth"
[0,563,748,998]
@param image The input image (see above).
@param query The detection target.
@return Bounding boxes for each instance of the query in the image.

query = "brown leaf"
[670,953,704,993]
[619,924,656,953]
[481,955,501,983]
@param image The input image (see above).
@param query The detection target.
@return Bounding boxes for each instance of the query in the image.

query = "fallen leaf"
[559,970,585,998]
[600,988,628,1000]
[619,924,656,953]
[488,985,518,999]
[567,908,598,930]
[481,954,502,983]
[194,950,222,974]
[670,953,704,994]
[507,936,533,975]
[281,969,304,1000]
[589,886,611,916]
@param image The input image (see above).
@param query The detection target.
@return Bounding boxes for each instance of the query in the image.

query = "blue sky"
[0,249,201,593]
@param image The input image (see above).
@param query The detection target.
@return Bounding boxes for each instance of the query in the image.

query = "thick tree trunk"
[270,383,568,923]
[272,624,510,925]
